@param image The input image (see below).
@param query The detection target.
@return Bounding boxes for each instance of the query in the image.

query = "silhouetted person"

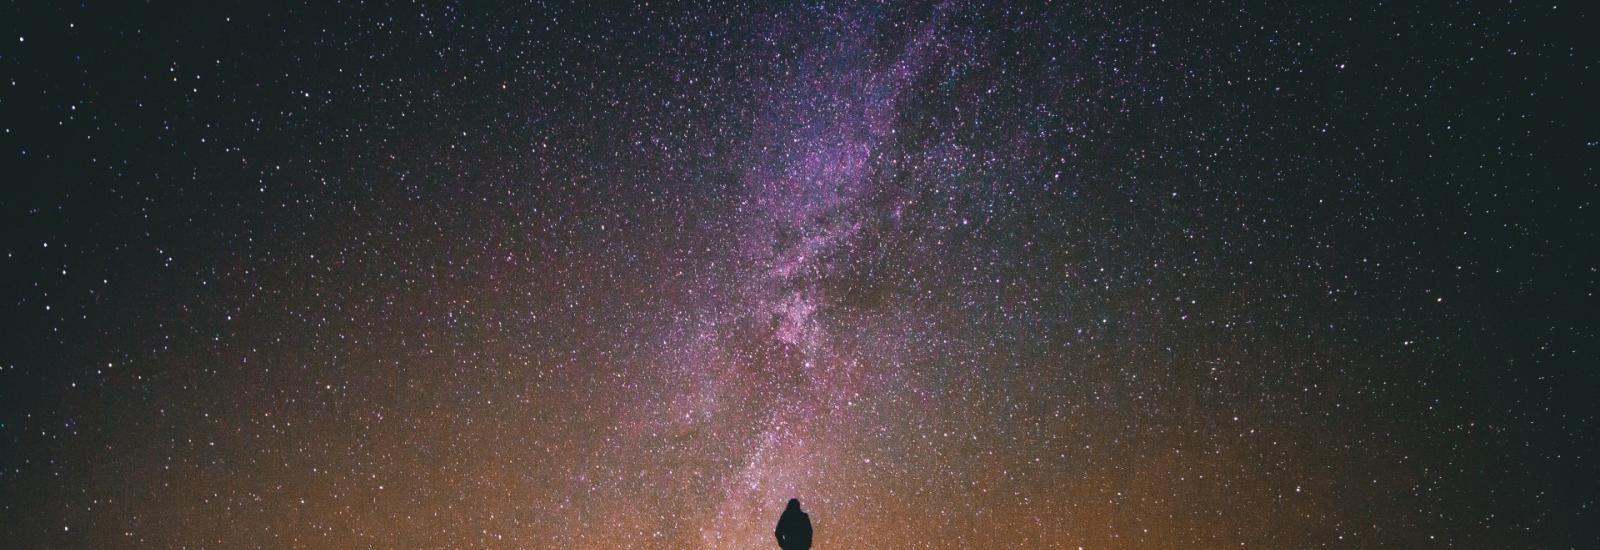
[774,498,812,550]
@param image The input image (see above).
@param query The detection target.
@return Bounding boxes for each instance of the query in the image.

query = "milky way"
[2,1,1594,548]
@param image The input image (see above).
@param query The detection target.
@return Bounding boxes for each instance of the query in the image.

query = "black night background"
[1,1,1594,548]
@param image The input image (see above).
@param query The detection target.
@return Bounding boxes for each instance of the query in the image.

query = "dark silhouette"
[774,498,813,550]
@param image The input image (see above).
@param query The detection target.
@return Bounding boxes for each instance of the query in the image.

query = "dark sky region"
[1,1,1594,548]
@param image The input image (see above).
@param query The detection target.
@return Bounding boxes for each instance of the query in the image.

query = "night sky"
[2,1,1595,548]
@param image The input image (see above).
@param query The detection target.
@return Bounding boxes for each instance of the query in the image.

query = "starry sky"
[1,1,1594,548]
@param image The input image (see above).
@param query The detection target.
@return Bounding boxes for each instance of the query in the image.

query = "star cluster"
[1,1,1593,548]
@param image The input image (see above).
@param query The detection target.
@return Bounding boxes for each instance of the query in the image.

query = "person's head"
[787,498,802,512]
